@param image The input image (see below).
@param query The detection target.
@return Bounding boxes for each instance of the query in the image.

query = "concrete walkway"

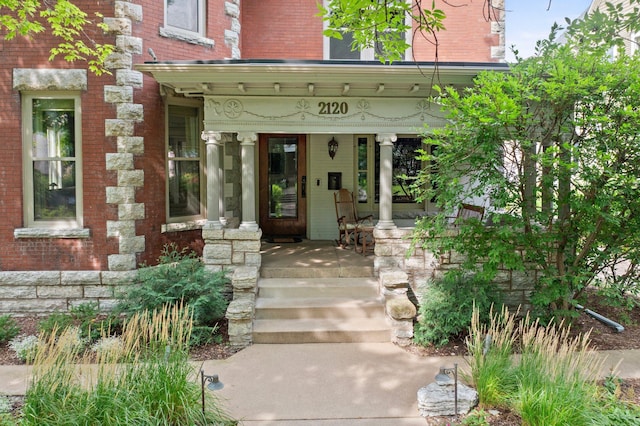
[3,343,640,425]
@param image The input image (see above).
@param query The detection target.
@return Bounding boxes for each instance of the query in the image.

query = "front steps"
[253,277,391,344]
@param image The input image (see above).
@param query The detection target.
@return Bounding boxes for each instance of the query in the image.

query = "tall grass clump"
[466,306,609,426]
[21,304,235,426]
[465,305,518,408]
[513,316,603,426]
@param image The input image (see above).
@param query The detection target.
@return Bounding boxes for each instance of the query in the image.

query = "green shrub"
[8,335,39,363]
[116,244,230,331]
[414,271,503,347]
[37,302,112,343]
[0,315,20,343]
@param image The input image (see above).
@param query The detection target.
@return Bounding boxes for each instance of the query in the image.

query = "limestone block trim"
[104,2,146,271]
[13,69,88,91]
[0,270,136,314]
[159,26,215,47]
[162,219,207,233]
[14,228,91,239]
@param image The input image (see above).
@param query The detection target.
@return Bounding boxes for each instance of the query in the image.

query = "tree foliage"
[412,1,640,319]
[0,0,113,75]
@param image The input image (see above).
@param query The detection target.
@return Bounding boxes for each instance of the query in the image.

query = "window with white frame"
[23,94,82,228]
[324,2,410,60]
[356,135,423,208]
[167,104,204,221]
[631,33,640,55]
[165,0,205,35]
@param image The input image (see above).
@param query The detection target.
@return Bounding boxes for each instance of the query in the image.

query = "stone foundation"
[0,270,136,314]
[374,228,535,312]
[202,227,262,347]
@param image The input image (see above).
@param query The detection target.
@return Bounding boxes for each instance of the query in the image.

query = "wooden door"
[259,134,307,237]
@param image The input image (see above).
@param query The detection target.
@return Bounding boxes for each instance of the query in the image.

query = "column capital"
[376,133,397,145]
[237,132,258,144]
[201,131,223,144]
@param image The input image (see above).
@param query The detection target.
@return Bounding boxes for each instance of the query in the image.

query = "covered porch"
[136,60,510,346]
[136,60,507,240]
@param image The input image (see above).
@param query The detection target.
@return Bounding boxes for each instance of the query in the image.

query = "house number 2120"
[318,101,349,115]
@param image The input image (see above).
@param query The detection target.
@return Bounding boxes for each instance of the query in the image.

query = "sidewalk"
[2,344,640,425]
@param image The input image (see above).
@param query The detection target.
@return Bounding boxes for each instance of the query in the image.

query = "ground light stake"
[201,370,224,414]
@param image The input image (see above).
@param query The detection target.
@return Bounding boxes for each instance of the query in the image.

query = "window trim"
[21,92,84,230]
[163,0,206,38]
[165,99,206,225]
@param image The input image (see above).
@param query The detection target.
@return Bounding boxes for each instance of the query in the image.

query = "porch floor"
[260,239,375,278]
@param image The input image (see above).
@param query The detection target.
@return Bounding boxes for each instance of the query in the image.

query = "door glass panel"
[268,137,298,218]
[357,137,368,203]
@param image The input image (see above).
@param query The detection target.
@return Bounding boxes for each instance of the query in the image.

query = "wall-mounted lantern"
[328,137,339,159]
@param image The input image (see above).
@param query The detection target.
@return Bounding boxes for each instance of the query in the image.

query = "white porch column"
[202,130,224,229]
[237,132,259,231]
[376,133,397,230]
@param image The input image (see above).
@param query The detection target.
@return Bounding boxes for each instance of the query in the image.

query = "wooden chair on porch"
[334,188,373,248]
[452,203,485,225]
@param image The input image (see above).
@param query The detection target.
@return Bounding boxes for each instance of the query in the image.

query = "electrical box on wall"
[328,172,341,190]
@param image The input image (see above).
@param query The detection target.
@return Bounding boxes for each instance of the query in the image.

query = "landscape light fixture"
[201,370,224,414]
[435,363,458,415]
[328,137,339,159]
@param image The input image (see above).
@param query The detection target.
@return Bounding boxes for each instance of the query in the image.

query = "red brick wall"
[0,1,117,271]
[0,1,228,271]
[241,0,324,59]
[411,1,500,62]
[132,1,231,265]
[241,0,500,62]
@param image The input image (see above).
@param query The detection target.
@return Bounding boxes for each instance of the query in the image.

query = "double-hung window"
[165,0,205,36]
[23,94,82,229]
[167,104,204,222]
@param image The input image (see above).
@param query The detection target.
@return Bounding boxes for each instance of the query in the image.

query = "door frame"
[258,134,307,237]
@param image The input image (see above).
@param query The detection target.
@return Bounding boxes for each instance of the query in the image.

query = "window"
[324,2,410,60]
[167,104,204,221]
[356,135,423,207]
[165,0,205,35]
[23,94,82,229]
[631,33,640,55]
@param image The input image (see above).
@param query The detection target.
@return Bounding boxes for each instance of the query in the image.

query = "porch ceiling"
[135,60,509,98]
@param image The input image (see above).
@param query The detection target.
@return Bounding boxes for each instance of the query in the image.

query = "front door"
[259,134,307,237]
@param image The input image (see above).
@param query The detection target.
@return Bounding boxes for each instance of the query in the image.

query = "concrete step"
[252,318,391,344]
[257,277,379,298]
[253,276,390,344]
[255,296,386,320]
[260,265,375,279]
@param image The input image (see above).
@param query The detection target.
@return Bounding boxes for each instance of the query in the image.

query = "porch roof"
[135,59,509,98]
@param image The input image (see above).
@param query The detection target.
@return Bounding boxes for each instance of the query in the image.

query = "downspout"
[575,304,625,333]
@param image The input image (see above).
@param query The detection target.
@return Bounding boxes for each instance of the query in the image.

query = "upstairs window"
[23,94,83,229]
[324,1,410,61]
[165,0,205,36]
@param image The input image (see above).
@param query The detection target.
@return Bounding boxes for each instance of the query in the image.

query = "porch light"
[328,137,339,159]
[435,363,458,415]
[201,370,224,414]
